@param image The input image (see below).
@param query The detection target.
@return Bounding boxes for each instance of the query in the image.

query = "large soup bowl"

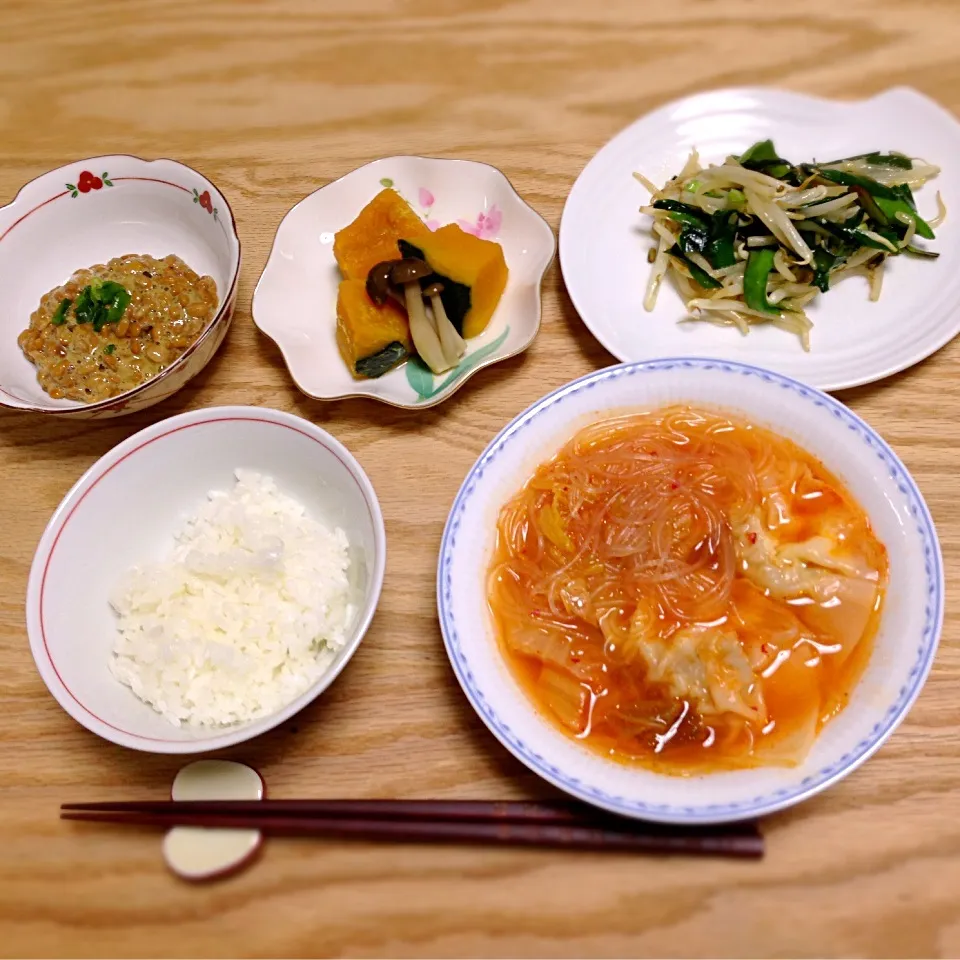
[0,155,241,418]
[438,358,943,824]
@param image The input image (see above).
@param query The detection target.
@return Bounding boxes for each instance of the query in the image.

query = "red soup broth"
[487,406,888,774]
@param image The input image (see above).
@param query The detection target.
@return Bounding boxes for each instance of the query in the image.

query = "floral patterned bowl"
[0,155,241,418]
[252,156,555,408]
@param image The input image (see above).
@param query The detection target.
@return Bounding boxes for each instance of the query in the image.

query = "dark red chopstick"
[60,799,763,858]
[60,798,596,825]
[60,809,763,858]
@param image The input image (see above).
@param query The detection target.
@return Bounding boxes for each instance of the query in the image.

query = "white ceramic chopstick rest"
[162,760,264,881]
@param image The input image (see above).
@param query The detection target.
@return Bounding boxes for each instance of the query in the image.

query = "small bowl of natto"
[0,155,241,418]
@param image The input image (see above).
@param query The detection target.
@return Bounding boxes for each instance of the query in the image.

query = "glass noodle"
[488,407,889,773]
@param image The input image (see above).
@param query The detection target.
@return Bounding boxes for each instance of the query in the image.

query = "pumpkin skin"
[404,224,508,339]
[335,279,412,379]
[333,189,430,281]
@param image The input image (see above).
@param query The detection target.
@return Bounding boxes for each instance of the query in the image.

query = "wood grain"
[1,0,960,956]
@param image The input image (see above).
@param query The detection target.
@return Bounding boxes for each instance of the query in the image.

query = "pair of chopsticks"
[61,798,763,858]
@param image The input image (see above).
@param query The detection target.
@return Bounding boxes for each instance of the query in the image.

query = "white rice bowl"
[26,406,385,753]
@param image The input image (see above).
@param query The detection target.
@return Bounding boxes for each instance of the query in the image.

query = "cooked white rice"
[109,469,354,727]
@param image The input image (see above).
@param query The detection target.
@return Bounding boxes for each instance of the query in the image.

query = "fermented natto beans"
[18,253,218,403]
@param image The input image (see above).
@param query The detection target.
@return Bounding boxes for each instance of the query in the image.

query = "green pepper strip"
[749,160,792,179]
[851,184,932,239]
[737,140,794,179]
[852,186,891,228]
[743,248,779,314]
[874,197,935,239]
[738,140,780,165]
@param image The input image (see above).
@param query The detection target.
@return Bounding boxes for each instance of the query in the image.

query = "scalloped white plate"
[560,87,960,391]
[253,157,555,408]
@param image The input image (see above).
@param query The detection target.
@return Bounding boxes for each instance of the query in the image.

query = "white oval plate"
[560,87,960,391]
[437,358,943,823]
[253,156,555,408]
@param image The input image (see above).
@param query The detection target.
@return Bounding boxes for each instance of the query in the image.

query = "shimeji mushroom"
[422,280,466,363]
[365,260,407,307]
[388,259,451,374]
[364,257,469,374]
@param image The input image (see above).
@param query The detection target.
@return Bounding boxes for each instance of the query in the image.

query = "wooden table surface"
[2,0,960,956]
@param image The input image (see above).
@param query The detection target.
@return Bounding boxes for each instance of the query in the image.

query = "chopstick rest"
[162,760,264,881]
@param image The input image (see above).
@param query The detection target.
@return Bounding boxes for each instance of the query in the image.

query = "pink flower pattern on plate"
[397,185,503,235]
[457,204,502,240]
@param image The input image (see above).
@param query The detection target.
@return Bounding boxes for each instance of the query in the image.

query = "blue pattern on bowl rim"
[437,357,944,823]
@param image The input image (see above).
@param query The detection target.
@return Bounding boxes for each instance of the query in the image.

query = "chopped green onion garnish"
[73,281,131,332]
[51,298,72,326]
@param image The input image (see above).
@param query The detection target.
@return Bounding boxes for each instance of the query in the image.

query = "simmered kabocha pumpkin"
[335,279,412,379]
[399,225,508,339]
[332,188,509,379]
[333,189,429,280]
